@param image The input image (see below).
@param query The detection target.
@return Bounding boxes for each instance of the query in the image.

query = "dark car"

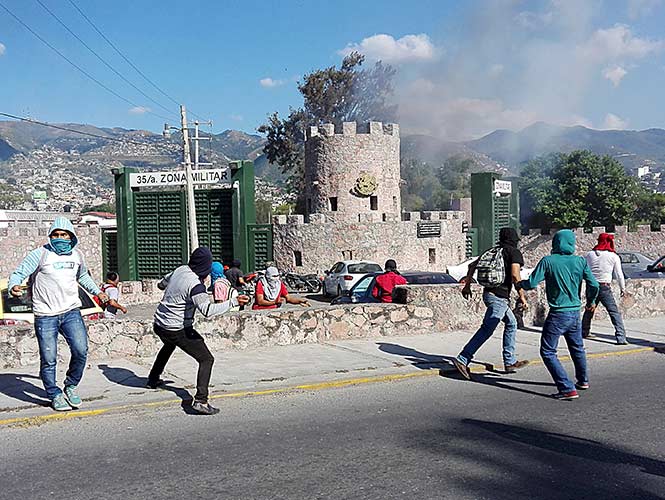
[617,251,665,279]
[330,271,457,305]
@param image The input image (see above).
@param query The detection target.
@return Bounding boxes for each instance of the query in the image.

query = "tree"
[520,150,639,228]
[82,202,115,213]
[258,52,397,206]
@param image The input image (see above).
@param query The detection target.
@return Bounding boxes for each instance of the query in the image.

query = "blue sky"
[1,0,664,140]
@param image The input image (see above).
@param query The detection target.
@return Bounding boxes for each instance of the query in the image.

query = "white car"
[323,260,383,297]
[446,257,533,283]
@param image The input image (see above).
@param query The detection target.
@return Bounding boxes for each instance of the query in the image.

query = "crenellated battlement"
[527,225,664,236]
[273,210,466,225]
[306,121,399,139]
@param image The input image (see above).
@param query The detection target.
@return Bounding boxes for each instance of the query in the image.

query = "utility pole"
[193,120,213,171]
[180,105,198,250]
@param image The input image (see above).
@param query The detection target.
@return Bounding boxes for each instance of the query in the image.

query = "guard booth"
[470,172,519,254]
[113,161,272,281]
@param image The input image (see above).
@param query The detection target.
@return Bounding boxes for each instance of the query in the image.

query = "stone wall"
[2,278,663,369]
[0,225,103,282]
[272,210,467,274]
[304,122,401,222]
[519,226,665,267]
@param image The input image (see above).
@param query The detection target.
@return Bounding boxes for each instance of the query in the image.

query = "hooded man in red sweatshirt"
[372,259,407,303]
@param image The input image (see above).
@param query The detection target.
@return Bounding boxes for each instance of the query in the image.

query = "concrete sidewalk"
[1,317,663,423]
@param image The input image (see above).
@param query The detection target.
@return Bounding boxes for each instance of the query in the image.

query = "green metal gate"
[248,224,273,271]
[134,191,188,278]
[195,189,234,265]
[101,229,118,278]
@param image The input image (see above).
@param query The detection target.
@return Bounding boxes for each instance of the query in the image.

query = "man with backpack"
[453,227,529,379]
[8,217,114,411]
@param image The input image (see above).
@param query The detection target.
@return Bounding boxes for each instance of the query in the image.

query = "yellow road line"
[0,346,657,428]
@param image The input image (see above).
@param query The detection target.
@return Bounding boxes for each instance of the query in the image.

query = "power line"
[0,111,174,149]
[66,0,208,122]
[0,1,174,122]
[35,0,178,120]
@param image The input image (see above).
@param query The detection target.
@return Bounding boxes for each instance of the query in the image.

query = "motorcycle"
[282,271,322,294]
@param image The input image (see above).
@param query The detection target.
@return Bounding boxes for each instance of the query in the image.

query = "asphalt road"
[1,352,664,500]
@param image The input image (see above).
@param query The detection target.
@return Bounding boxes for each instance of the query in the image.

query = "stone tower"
[304,121,401,223]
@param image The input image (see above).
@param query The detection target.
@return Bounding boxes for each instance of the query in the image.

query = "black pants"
[149,324,215,403]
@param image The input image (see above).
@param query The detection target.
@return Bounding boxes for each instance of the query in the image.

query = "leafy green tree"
[258,52,397,207]
[520,150,638,228]
[82,202,116,213]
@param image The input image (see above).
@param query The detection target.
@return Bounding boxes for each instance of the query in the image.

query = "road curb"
[0,345,658,428]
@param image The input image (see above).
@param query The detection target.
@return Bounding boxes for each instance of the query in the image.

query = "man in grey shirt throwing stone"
[148,247,249,415]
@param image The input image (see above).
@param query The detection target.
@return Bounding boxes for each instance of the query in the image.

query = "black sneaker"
[146,378,166,389]
[191,401,220,415]
[575,382,590,390]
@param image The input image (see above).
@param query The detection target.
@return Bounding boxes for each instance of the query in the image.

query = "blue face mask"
[50,238,73,255]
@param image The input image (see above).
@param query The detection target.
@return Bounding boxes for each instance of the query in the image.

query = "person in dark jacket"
[372,259,407,303]
[224,259,246,292]
[453,228,529,379]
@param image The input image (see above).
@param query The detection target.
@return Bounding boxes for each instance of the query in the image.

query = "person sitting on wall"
[372,259,407,303]
[99,272,128,319]
[252,266,309,310]
[224,259,246,292]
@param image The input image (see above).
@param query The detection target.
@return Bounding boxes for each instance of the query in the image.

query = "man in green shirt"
[519,229,600,400]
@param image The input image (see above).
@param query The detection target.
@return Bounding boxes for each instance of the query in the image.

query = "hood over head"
[211,261,224,282]
[47,216,78,249]
[594,232,615,252]
[188,247,213,279]
[552,229,576,255]
[498,227,519,248]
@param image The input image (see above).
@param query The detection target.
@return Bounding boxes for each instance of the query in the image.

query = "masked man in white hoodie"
[8,217,113,411]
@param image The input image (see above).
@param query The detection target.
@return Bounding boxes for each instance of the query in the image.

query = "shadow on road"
[407,419,665,499]
[376,342,454,369]
[469,372,555,398]
[97,364,195,414]
[0,373,50,406]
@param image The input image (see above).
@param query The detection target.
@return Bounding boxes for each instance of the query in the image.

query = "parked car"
[616,251,665,279]
[323,261,382,297]
[617,251,665,279]
[331,271,457,305]
[0,279,102,325]
[446,257,533,283]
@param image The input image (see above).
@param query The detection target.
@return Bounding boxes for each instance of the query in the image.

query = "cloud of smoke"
[342,1,663,141]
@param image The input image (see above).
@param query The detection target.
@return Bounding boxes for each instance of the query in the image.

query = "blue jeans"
[34,309,89,400]
[459,292,518,366]
[541,310,588,393]
[582,284,626,342]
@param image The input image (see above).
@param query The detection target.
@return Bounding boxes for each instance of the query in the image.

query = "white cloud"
[0,43,5,56]
[514,10,553,29]
[259,77,285,88]
[339,33,437,63]
[602,65,628,86]
[580,24,664,63]
[128,106,150,115]
[602,113,629,130]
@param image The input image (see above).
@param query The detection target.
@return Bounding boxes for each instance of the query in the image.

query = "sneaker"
[575,382,590,390]
[63,385,82,408]
[191,401,220,415]
[583,333,596,339]
[552,390,579,400]
[504,360,529,373]
[453,357,471,380]
[52,393,73,411]
[146,378,166,389]
[616,339,629,345]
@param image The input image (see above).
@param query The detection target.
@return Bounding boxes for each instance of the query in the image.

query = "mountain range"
[0,120,662,183]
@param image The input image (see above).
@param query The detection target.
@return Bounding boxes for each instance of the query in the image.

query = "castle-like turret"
[304,121,400,223]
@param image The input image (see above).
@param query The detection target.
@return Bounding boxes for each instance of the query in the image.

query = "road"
[1,352,663,500]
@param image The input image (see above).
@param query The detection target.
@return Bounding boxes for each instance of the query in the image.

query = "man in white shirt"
[582,233,628,345]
